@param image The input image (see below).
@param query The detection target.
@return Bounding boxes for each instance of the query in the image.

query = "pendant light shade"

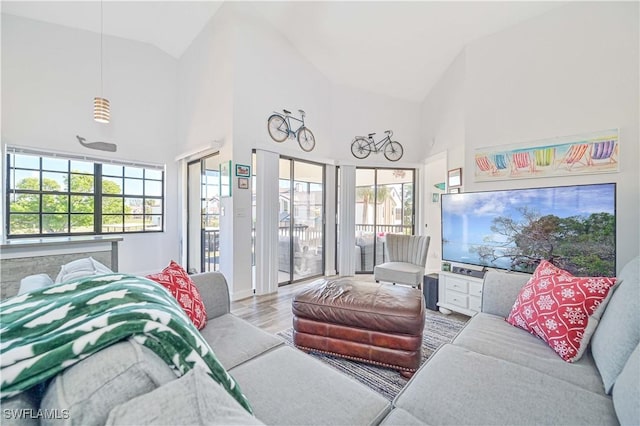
[94,0,109,124]
[94,97,110,123]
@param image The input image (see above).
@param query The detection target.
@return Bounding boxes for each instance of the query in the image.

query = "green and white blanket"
[0,274,252,413]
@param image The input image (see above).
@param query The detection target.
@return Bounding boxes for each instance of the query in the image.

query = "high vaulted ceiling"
[2,1,564,102]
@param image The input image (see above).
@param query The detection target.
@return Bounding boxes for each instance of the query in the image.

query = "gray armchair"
[374,234,430,289]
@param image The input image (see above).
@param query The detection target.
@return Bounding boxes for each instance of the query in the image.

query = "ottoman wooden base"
[292,278,425,377]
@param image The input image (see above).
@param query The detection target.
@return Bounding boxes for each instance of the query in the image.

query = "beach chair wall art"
[474,129,619,182]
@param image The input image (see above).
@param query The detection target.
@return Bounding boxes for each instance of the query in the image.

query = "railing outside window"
[203,229,220,272]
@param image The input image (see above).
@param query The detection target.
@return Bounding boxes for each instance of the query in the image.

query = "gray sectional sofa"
[384,255,639,425]
[4,256,639,425]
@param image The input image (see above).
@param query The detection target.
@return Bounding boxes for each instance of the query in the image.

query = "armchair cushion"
[374,262,423,286]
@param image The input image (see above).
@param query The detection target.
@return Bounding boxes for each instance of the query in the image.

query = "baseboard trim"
[231,289,254,301]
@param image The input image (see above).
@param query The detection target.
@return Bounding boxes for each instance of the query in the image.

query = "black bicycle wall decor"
[267,109,316,152]
[350,130,404,161]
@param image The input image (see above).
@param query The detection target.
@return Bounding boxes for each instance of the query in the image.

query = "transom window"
[5,147,165,237]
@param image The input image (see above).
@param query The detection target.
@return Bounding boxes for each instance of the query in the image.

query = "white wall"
[420,2,640,270]
[421,49,466,166]
[1,14,180,274]
[330,84,421,166]
[422,151,447,273]
[177,6,235,155]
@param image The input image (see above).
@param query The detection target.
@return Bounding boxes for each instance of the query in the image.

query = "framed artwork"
[238,177,249,189]
[236,164,251,178]
[220,160,231,197]
[473,128,619,182]
[448,168,462,188]
[448,187,460,194]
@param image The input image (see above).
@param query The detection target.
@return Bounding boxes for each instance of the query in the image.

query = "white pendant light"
[94,97,110,123]
[94,0,110,123]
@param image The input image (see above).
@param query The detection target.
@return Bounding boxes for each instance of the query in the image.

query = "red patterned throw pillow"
[146,261,207,329]
[506,260,616,362]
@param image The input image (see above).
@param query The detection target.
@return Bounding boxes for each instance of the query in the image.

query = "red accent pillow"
[146,261,207,329]
[506,260,616,362]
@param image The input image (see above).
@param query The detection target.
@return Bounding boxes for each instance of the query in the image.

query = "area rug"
[276,310,468,400]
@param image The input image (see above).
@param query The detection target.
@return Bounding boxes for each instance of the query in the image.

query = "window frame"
[5,146,165,238]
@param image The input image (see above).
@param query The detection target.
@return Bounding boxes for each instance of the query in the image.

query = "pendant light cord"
[100,0,104,96]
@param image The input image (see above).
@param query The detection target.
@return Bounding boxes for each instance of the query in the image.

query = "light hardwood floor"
[230,275,377,334]
[230,281,307,333]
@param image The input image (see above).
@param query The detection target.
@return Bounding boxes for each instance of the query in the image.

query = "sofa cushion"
[394,344,618,425]
[229,346,390,425]
[199,314,283,369]
[506,260,616,362]
[146,261,207,329]
[481,269,530,318]
[54,257,112,283]
[18,274,54,295]
[453,313,606,394]
[105,366,263,426]
[590,256,640,394]
[40,339,176,426]
[190,272,230,319]
[612,342,640,425]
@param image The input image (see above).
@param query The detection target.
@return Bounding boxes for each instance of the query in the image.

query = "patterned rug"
[277,309,469,400]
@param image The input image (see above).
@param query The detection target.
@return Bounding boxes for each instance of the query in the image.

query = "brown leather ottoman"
[292,278,425,377]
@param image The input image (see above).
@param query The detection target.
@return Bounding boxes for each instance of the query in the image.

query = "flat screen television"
[441,183,616,276]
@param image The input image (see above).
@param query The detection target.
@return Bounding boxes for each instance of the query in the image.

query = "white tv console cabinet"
[437,271,484,316]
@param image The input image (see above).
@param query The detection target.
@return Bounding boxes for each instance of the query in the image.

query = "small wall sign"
[236,164,251,177]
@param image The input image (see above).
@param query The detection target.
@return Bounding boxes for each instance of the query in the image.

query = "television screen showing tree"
[441,183,616,276]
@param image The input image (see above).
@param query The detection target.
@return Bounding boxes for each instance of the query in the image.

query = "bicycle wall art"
[350,130,404,161]
[267,109,316,152]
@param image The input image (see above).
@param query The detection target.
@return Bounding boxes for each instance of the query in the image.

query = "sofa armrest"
[191,272,230,319]
[481,270,531,317]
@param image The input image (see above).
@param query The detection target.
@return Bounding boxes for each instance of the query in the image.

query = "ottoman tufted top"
[292,278,425,335]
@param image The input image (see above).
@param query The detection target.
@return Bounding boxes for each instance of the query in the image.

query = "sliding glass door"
[187,154,220,273]
[278,158,325,285]
[355,168,414,273]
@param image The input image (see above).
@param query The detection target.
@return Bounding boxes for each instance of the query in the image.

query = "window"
[6,147,164,237]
